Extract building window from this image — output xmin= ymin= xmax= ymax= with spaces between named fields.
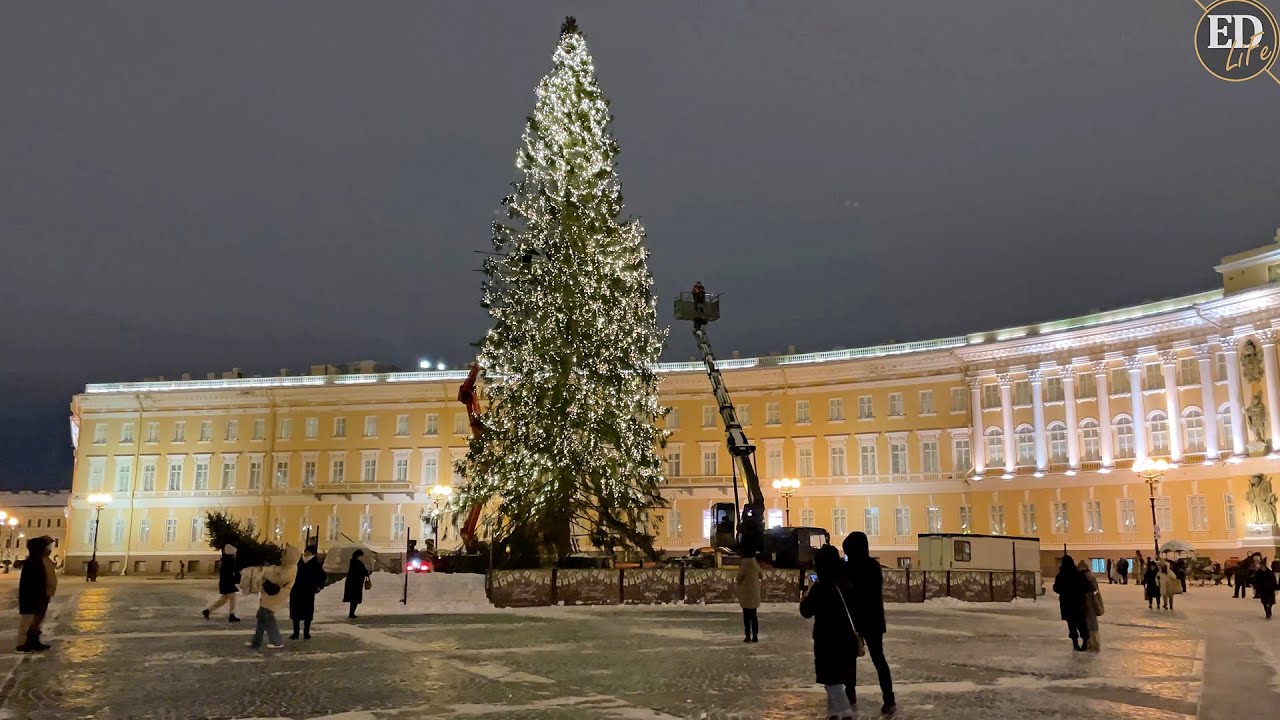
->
xmin=303 ymin=460 xmax=317 ymax=488
xmin=394 ymin=456 xmax=409 ymax=483
xmin=888 ymin=393 xmax=904 ymax=417
xmin=173 ymin=421 xmax=186 ymax=443
xmin=272 ymin=517 xmax=283 ymax=542
xmin=1144 ymin=363 xmax=1164 ymax=390
xmin=395 ymin=414 xmax=409 ymax=437
xmin=951 ymin=387 xmax=968 ymax=413
xmin=889 ymin=441 xmax=907 ymax=475
xmin=84 ymin=518 xmax=98 ymax=544
xmin=701 ymin=510 xmax=712 ymax=540
xmin=139 ymin=519 xmax=150 ymax=543
xmin=665 ymin=451 xmax=682 ymax=477
xmin=93 ymin=423 xmax=109 ymax=445
xmin=115 ymin=459 xmax=132 ymax=492
xmin=1080 ymin=420 xmax=1101 ymax=462
xmin=1155 ymin=497 xmax=1173 ymax=534
xmin=145 ymin=422 xmax=159 ymax=443
xmin=194 ymin=459 xmax=209 ymax=490
xmin=1180 ymin=357 xmax=1200 ymax=385
xmin=111 ymin=518 xmax=125 ymax=545
xmin=796 ymin=447 xmax=813 ymax=477
xmin=702 ymin=406 xmax=716 ymax=428
xmin=141 ymin=460 xmax=157 ymax=492
xmin=120 ymin=423 xmax=135 ymax=444
xmin=1085 ymin=500 xmax=1103 ymax=533
xmin=1114 ymin=417 xmax=1135 ymax=459
xmin=364 ymin=416 xmax=378 ymax=438
xmin=360 ymin=513 xmax=373 ymax=541
xmin=453 ymin=413 xmax=468 ymax=435
xmin=1013 ymin=381 xmax=1031 ymax=407
xmin=225 ymin=420 xmax=239 ymax=441
xmin=275 ymin=459 xmax=289 ymax=489
xmin=1218 ymin=404 xmax=1233 ymax=449
xmin=252 ymin=419 xmax=265 ymax=441
xmin=199 ymin=421 xmax=213 ymax=442
xmin=738 ymin=405 xmax=751 ymax=426
xmin=392 ymin=514 xmax=406 ymax=541
xmin=919 ymin=390 xmax=934 ymax=415
xmin=983 ymin=384 xmax=1000 ymax=409
xmin=927 ymin=506 xmax=942 ymax=533
xmin=667 ymin=510 xmax=681 ymax=539
xmin=424 ymin=414 xmax=438 ymax=436
xmin=1077 ymin=373 xmax=1096 ymax=398
xmin=248 ymin=459 xmax=263 ymax=489
xmin=800 ymin=508 xmax=815 ymax=527
xmin=859 ymin=444 xmax=877 ymax=476
xmin=1189 ymin=495 xmax=1209 ymax=531
xmin=167 ymin=459 xmax=183 ymax=491
xmin=894 ymin=507 xmax=910 ymax=537
xmin=767 ymin=509 xmax=784 ymax=529
xmin=420 ymin=455 xmax=435 ymax=484
xmin=87 ymin=458 xmax=106 ymax=491
xmin=1020 ymin=503 xmax=1037 ymax=534
xmin=1048 ymin=422 xmax=1068 ymax=464
xmin=986 ymin=428 xmax=1005 ymax=466
xmin=1045 ymin=377 xmax=1064 ymax=403
xmin=1053 ymin=502 xmax=1069 ymax=534
xmin=165 ymin=518 xmax=177 ymax=543
xmin=1183 ymin=409 xmax=1206 ymax=452
xmin=1225 ymin=494 xmax=1237 ymax=531
xmin=327 ymin=516 xmax=339 ymax=542
xmin=278 ymin=418 xmax=291 ymax=440
xmin=1111 ymin=367 xmax=1130 ymax=394
xmin=954 ymin=540 xmax=972 ymax=563
xmin=1149 ymin=412 xmax=1170 ymax=455
xmin=858 ymin=396 xmax=873 ymax=419
xmin=990 ymin=505 xmax=1006 ymax=535
xmin=701 ymin=448 xmax=718 ymax=475
xmin=362 ymin=456 xmax=377 ymax=483
xmin=832 ymin=508 xmax=848 ymax=536
xmin=829 ymin=446 xmax=846 ymax=477
xmin=1119 ymin=498 xmax=1136 ymax=533
xmin=305 ymin=417 xmax=319 ymax=439
xmin=959 ymin=505 xmax=972 ymax=533
xmin=765 ymin=402 xmax=780 ymax=425
xmin=919 ymin=438 xmax=939 ymax=473
xmin=1016 ymin=426 xmax=1035 ymax=465
xmin=951 ymin=437 xmax=969 ymax=473
xmin=191 ymin=516 xmax=205 ymax=543
xmin=221 ymin=460 xmax=236 ymax=490
xmin=666 ymin=408 xmax=679 ymax=429
xmin=864 ymin=507 xmax=880 ymax=537
xmin=1215 ymin=352 xmax=1228 ymax=382
xmin=829 ymin=398 xmax=845 ymax=421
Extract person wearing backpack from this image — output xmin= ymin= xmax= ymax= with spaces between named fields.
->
xmin=245 ymin=546 xmax=300 ymax=650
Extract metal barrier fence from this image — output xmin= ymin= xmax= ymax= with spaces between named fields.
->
xmin=487 ymin=567 xmax=1040 ymax=607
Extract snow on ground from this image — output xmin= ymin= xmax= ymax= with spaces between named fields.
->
xmin=315 ymin=571 xmax=497 ymax=617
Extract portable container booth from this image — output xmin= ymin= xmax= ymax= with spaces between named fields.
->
xmin=917 ymin=533 xmax=1041 ymax=590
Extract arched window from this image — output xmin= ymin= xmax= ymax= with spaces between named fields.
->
xmin=1218 ymin=403 xmax=1234 ymax=450
xmin=1113 ymin=415 xmax=1135 ymax=459
xmin=986 ymin=427 xmax=1004 ymax=466
xmin=1182 ymin=407 xmax=1205 ymax=453
xmin=1079 ymin=419 xmax=1101 ymax=462
xmin=1047 ymin=421 xmax=1068 ymax=464
xmin=1148 ymin=411 xmax=1170 ymax=456
xmin=1015 ymin=424 xmax=1036 ymax=465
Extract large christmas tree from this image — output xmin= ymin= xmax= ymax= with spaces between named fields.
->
xmin=456 ymin=17 xmax=667 ymax=564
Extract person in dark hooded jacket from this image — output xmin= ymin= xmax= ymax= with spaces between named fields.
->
xmin=290 ymin=545 xmax=325 ymax=639
xmin=800 ymin=545 xmax=857 ymax=720
xmin=1053 ymin=554 xmax=1090 ymax=651
xmin=16 ymin=536 xmax=55 ymax=652
xmin=841 ymin=531 xmax=895 ymax=714
xmin=342 ymin=550 xmax=371 ymax=619
xmin=1256 ymin=560 xmax=1279 ymax=619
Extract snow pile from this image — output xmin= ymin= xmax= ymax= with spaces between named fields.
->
xmin=315 ymin=571 xmax=495 ymax=617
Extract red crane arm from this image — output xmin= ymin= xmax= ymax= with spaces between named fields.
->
xmin=457 ymin=363 xmax=484 ymax=549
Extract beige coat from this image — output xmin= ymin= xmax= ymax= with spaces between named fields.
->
xmin=243 ymin=546 xmax=301 ymax=614
xmin=1157 ymin=563 xmax=1182 ymax=597
xmin=736 ymin=558 xmax=764 ymax=609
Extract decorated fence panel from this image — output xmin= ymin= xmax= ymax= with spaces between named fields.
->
xmin=622 ymin=568 xmax=682 ymax=604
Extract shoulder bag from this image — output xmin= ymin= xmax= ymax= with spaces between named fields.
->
xmin=833 ymin=585 xmax=867 ymax=657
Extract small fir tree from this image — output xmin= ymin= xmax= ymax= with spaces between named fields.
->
xmin=456 ymin=17 xmax=667 ymax=564
xmin=204 ymin=510 xmax=282 ymax=567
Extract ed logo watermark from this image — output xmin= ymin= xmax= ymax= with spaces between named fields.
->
xmin=1195 ymin=0 xmax=1279 ymax=82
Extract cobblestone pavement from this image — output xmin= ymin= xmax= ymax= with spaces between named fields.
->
xmin=0 ymin=577 xmax=1276 ymax=719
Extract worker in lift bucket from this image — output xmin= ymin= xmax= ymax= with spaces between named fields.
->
xmin=691 ymin=282 xmax=705 ymax=305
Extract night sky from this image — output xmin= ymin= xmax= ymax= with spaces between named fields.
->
xmin=2 ymin=2 xmax=1278 ymax=490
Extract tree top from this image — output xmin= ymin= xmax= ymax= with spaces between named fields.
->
xmin=560 ymin=16 xmax=579 ymax=37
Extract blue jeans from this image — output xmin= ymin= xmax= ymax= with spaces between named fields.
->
xmin=251 ymin=607 xmax=282 ymax=648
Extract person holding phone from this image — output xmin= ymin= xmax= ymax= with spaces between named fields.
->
xmin=800 ymin=545 xmax=858 ymax=720
xmin=736 ymin=552 xmax=764 ymax=642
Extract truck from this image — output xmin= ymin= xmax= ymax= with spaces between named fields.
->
xmin=917 ymin=533 xmax=1041 ymax=589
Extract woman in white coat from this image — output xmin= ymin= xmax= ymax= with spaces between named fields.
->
xmin=1157 ymin=560 xmax=1182 ymax=610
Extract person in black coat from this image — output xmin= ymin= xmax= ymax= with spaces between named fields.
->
xmin=799 ymin=545 xmax=857 ymax=720
xmin=202 ymin=545 xmax=241 ymax=622
xmin=1256 ymin=560 xmax=1279 ymax=619
xmin=16 ymin=537 xmax=55 ymax=652
xmin=842 ymin=531 xmax=895 ymax=714
xmin=1053 ymin=554 xmax=1090 ymax=651
xmin=342 ymin=550 xmax=371 ymax=619
xmin=1116 ymin=557 xmax=1130 ymax=585
xmin=290 ymin=546 xmax=325 ymax=639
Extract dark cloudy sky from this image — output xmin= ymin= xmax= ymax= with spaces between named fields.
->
xmin=2 ymin=2 xmax=1278 ymax=489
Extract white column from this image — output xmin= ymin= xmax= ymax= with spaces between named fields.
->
xmin=1062 ymin=366 xmax=1080 ymax=470
xmin=1224 ymin=341 xmax=1247 ymax=456
xmin=1258 ymin=328 xmax=1280 ymax=452
xmin=1126 ymin=356 xmax=1148 ymax=462
xmin=1029 ymin=369 xmax=1047 ymax=472
xmin=968 ymin=377 xmax=985 ymax=474
xmin=1195 ymin=344 xmax=1220 ymax=459
xmin=1160 ymin=350 xmax=1183 ymax=461
xmin=1094 ymin=361 xmax=1115 ymax=468
xmin=999 ymin=373 xmax=1016 ymax=474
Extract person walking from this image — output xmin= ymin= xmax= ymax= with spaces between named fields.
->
xmin=1077 ymin=561 xmax=1102 ymax=651
xmin=1142 ymin=560 xmax=1161 ymax=609
xmin=176 ymin=560 xmax=186 ymax=580
xmin=16 ymin=537 xmax=56 ymax=653
xmin=799 ymin=545 xmax=858 ymax=720
xmin=1172 ymin=558 xmax=1188 ymax=593
xmin=202 ymin=545 xmax=242 ymax=623
xmin=1234 ymin=558 xmax=1253 ymax=598
xmin=244 ymin=546 xmax=300 ymax=650
xmin=289 ymin=545 xmax=325 ymax=640
xmin=1053 ymin=555 xmax=1090 ymax=651
xmin=1158 ymin=560 xmax=1181 ymax=610
xmin=735 ymin=552 xmax=763 ymax=643
xmin=841 ymin=531 xmax=895 ymax=714
xmin=1256 ymin=560 xmax=1279 ymax=619
xmin=343 ymin=550 xmax=371 ymax=619
xmin=1117 ymin=557 xmax=1130 ymax=585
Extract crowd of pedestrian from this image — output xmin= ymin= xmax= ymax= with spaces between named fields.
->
xmin=199 ymin=543 xmax=340 ymax=649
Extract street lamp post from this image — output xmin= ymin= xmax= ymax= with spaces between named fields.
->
xmin=86 ymin=493 xmax=112 ymax=582
xmin=428 ymin=485 xmax=453 ymax=553
xmin=771 ymin=478 xmax=801 ymax=526
xmin=1133 ymin=459 xmax=1169 ymax=559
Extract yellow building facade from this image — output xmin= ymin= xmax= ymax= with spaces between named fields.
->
xmin=67 ymin=239 xmax=1280 ymax=575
